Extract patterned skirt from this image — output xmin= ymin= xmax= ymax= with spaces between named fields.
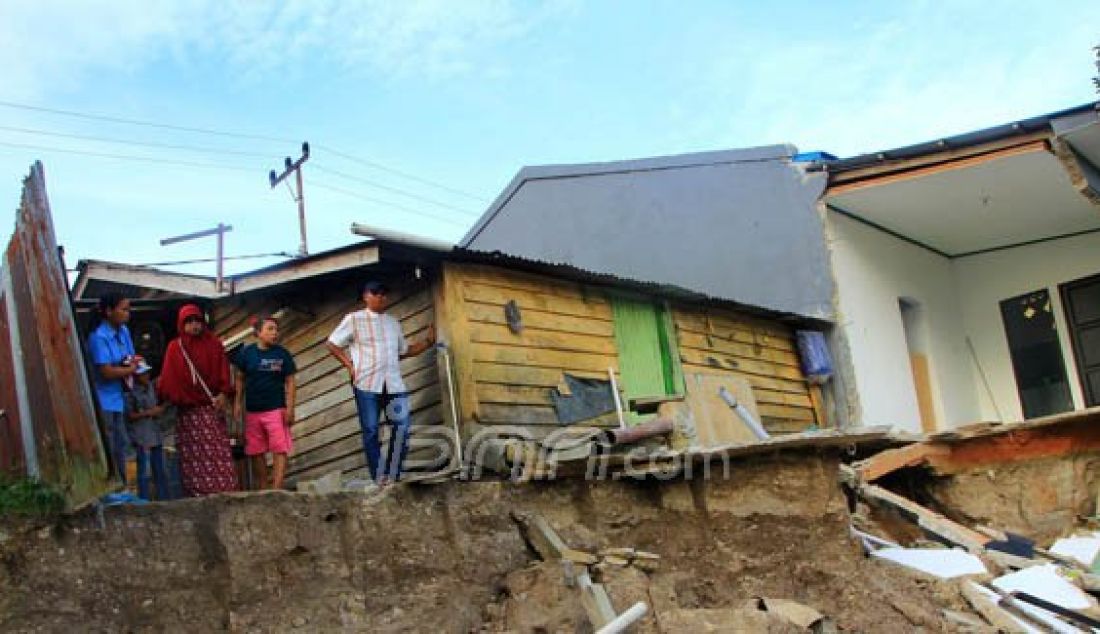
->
xmin=177 ymin=405 xmax=239 ymax=496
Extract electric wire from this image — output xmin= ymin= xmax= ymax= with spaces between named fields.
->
xmin=0 ymin=99 xmax=488 ymax=202
xmin=0 ymin=140 xmax=257 ymax=171
xmin=312 ymin=163 xmax=480 ymax=216
xmin=134 ymin=252 xmax=296 ymax=267
xmin=0 ymin=139 xmax=476 ymax=226
xmin=0 ymin=124 xmax=272 ymax=158
xmin=314 ymin=143 xmax=489 ymax=202
xmin=310 ymin=181 xmax=469 ymax=226
xmin=0 ymin=99 xmax=293 ymax=144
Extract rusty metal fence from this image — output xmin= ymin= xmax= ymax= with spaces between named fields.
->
xmin=0 ymin=162 xmax=110 ymax=508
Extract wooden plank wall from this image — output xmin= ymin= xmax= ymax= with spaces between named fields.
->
xmin=447 ymin=263 xmax=621 ymax=438
xmin=211 ymin=279 xmax=446 ymax=482
xmin=445 ymin=262 xmax=822 ymax=437
xmin=672 ymin=306 xmax=819 ymax=432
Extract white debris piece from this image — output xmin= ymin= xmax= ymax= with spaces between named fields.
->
xmin=871 ymin=547 xmax=987 ymax=579
xmin=1049 ymin=535 xmax=1100 ymax=569
xmin=992 ymin=563 xmax=1096 ymax=611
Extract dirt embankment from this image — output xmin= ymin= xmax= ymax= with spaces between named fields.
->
xmin=923 ymin=454 xmax=1100 ymax=544
xmin=1 ymin=452 xmax=969 ymax=632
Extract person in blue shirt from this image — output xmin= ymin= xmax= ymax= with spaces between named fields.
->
xmin=87 ymin=293 xmax=143 ymax=485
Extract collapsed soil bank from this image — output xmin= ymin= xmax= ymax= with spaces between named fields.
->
xmin=921 ymin=453 xmax=1100 ymax=545
xmin=1 ymin=452 xmax=967 ymax=632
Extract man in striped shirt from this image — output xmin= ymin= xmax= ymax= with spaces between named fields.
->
xmin=326 ymin=280 xmax=436 ymax=485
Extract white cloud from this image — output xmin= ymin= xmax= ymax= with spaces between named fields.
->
xmin=657 ymin=2 xmax=1100 ymax=158
xmin=0 ymin=0 xmax=575 ymax=100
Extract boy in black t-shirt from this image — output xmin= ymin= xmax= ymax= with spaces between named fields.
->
xmin=233 ymin=315 xmax=297 ymax=490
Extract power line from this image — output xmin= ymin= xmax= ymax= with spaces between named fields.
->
xmin=311 ymin=181 xmax=469 ymax=226
xmin=0 ymin=99 xmax=490 ymax=203
xmin=135 ymin=252 xmax=296 ymax=267
xmin=0 ymin=99 xmax=293 ymax=144
xmin=0 ymin=124 xmax=485 ymax=216
xmin=315 ymin=144 xmax=490 ymax=203
xmin=0 ymin=124 xmax=272 ymax=158
xmin=312 ymin=163 xmax=480 ymax=216
xmin=0 ymin=140 xmax=257 ymax=171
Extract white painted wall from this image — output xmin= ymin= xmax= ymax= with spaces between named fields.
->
xmin=952 ymin=231 xmax=1100 ymax=421
xmin=828 ymin=212 xmax=981 ymax=432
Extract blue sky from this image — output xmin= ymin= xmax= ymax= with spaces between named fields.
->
xmin=0 ymin=1 xmax=1097 ymax=276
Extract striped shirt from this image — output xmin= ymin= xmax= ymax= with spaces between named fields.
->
xmin=328 ymin=309 xmax=409 ymax=393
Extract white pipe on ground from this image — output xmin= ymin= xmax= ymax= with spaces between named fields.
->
xmin=595 ymin=602 xmax=648 ymax=634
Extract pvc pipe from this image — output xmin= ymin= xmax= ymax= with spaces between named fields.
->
xmin=438 ymin=343 xmax=464 ymax=466
xmin=608 ymin=367 xmax=626 ymax=429
xmin=596 ymin=602 xmax=648 ymax=634
xmin=350 ymin=222 xmax=454 ymax=252
xmin=718 ymin=386 xmax=770 ymax=440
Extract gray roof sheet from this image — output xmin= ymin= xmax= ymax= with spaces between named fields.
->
xmin=460 ymin=145 xmax=834 ymax=320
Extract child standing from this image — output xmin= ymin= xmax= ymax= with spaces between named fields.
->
xmin=125 ymin=363 xmax=171 ymax=500
xmin=233 ymin=315 xmax=297 ymax=490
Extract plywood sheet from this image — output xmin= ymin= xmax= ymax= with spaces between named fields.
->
xmin=681 ymin=371 xmax=761 ymax=447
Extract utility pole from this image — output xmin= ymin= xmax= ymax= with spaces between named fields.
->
xmin=160 ymin=224 xmax=234 ymax=293
xmin=269 ymin=142 xmax=310 ymax=257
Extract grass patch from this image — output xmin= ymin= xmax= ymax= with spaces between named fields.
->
xmin=0 ymin=476 xmax=65 ymax=518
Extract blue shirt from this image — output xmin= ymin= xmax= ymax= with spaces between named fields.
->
xmin=88 ymin=321 xmax=135 ymax=413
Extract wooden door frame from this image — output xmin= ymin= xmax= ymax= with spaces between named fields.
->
xmin=1059 ymin=272 xmax=1100 ymax=407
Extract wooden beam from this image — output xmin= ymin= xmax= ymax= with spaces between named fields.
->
xmin=859 ymin=483 xmax=990 ymax=552
xmin=232 ymin=244 xmax=379 ymax=294
xmin=829 ymin=139 xmax=1051 ymax=196
xmin=441 ymin=263 xmax=479 ymax=427
xmin=852 ymin=442 xmax=951 ymax=482
xmin=512 ymin=511 xmax=570 ymax=561
xmin=959 ymin=582 xmax=1028 ymax=634
xmin=77 ymin=260 xmax=218 ymax=298
xmin=827 ymin=133 xmax=1050 ymax=191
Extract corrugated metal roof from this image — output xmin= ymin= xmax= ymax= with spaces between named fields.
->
xmin=459 ymin=144 xmax=834 ymax=320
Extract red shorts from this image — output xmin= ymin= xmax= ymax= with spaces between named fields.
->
xmin=244 ymin=409 xmax=293 ymax=456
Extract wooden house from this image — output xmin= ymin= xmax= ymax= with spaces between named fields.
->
xmin=73 ymin=145 xmax=837 ymax=482
xmin=74 ymin=239 xmax=828 ymax=482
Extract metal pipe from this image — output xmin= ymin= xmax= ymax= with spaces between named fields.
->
xmin=350 ymin=222 xmax=454 ymax=252
xmin=608 ymin=367 xmax=626 ymax=429
xmin=602 ymin=417 xmax=674 ymax=446
xmin=216 ymin=223 xmax=224 ymax=293
xmin=596 ymin=602 xmax=649 ymax=634
xmin=718 ymin=386 xmax=770 ymax=440
xmin=438 ymin=343 xmax=464 ymax=468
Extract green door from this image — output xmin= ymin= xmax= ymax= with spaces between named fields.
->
xmin=611 ymin=297 xmax=680 ymax=424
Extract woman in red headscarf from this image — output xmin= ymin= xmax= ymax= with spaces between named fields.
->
xmin=158 ymin=304 xmax=239 ymax=495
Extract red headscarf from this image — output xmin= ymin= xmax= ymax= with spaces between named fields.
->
xmin=158 ymin=304 xmax=233 ymax=407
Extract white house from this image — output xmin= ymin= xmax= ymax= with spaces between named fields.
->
xmin=821 ymin=102 xmax=1100 ymax=433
